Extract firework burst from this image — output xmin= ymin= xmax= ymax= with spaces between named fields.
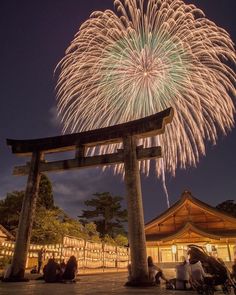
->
xmin=56 ymin=0 xmax=235 ymax=192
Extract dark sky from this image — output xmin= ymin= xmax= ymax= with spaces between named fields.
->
xmin=0 ymin=0 xmax=235 ymax=222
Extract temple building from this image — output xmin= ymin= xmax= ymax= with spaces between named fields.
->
xmin=145 ymin=191 xmax=236 ymax=264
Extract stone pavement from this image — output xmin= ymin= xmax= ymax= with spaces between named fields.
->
xmin=0 ymin=273 xmax=229 ymax=295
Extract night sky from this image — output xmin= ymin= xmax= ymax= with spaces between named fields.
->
xmin=0 ymin=0 xmax=235 ymax=222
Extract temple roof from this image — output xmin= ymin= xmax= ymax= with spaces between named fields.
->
xmin=145 ymin=191 xmax=236 ymax=242
xmin=146 ymin=222 xmax=236 ymax=242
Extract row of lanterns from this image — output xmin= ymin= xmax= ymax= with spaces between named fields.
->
xmin=0 ymin=236 xmax=129 ymax=266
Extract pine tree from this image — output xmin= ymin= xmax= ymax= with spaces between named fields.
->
xmin=216 ymin=200 xmax=236 ymax=217
xmin=79 ymin=192 xmax=127 ymax=238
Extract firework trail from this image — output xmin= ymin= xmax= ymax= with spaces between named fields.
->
xmin=56 ymin=0 xmax=236 ymax=207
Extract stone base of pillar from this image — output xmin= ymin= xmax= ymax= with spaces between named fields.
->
xmin=125 ymin=280 xmax=156 ymax=287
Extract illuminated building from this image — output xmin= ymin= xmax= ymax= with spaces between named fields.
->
xmin=145 ymin=191 xmax=236 ymax=264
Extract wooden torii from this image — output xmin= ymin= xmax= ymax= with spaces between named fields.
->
xmin=6 ymin=107 xmax=173 ymax=284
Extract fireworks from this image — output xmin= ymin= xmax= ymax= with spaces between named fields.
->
xmin=56 ymin=0 xmax=235 ymax=181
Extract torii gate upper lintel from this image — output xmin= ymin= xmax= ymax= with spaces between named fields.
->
xmin=6 ymin=107 xmax=173 ymax=285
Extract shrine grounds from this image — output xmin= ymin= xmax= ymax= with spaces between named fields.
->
xmin=0 ymin=272 xmax=229 ymax=295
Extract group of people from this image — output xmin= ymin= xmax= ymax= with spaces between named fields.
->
xmin=33 ymin=248 xmax=78 ymax=283
xmin=129 ymin=255 xmax=236 ymax=291
xmin=37 ymin=255 xmax=78 ymax=283
xmin=156 ymin=255 xmax=236 ymax=290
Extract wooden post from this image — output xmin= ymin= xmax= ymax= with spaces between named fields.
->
xmin=227 ymin=240 xmax=232 ymax=262
xmin=115 ymin=245 xmax=118 ymax=272
xmin=123 ymin=135 xmax=149 ymax=285
xmin=157 ymin=244 xmax=161 ymax=263
xmin=176 ymin=245 xmax=179 ymax=262
xmin=75 ymin=144 xmax=85 ymax=159
xmin=9 ymin=151 xmax=42 ymax=281
xmin=84 ymin=240 xmax=87 ymax=273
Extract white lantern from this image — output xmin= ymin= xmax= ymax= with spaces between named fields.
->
xmin=206 ymin=244 xmax=212 ymax=253
xmin=171 ymin=244 xmax=177 ymax=254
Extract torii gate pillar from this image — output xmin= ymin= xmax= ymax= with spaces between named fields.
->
xmin=123 ymin=135 xmax=149 ymax=284
xmin=9 ymin=152 xmax=42 ymax=280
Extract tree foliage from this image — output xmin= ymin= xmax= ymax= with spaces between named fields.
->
xmin=31 ymin=207 xmax=66 ymax=244
xmin=31 ymin=207 xmax=90 ymax=244
xmin=216 ymin=200 xmax=236 ymax=217
xmin=0 ymin=174 xmax=54 ymax=234
xmin=0 ymin=191 xmax=24 ymax=235
xmin=79 ymin=192 xmax=128 ymax=238
xmin=114 ymin=234 xmax=128 ymax=247
xmin=84 ymin=222 xmax=100 ymax=242
xmin=37 ymin=174 xmax=54 ymax=209
xmin=0 ymin=181 xmax=126 ymax=245
xmin=0 ymin=175 xmax=103 ymax=244
xmin=103 ymin=234 xmax=116 ymax=246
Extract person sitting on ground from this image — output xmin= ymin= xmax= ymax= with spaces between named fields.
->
xmin=30 ymin=265 xmax=38 ymax=274
xmin=147 ymin=256 xmax=170 ymax=285
xmin=189 ymin=257 xmax=212 ymax=288
xmin=60 ymin=259 xmax=66 ymax=274
xmin=231 ymin=258 xmax=236 ymax=280
xmin=62 ymin=255 xmax=78 ymax=282
xmin=175 ymin=256 xmax=191 ymax=290
xmin=127 ymin=263 xmax=132 ymax=282
xmin=43 ymin=258 xmax=62 ymax=283
xmin=2 ymin=259 xmax=12 ymax=281
xmin=211 ymin=251 xmax=232 ymax=284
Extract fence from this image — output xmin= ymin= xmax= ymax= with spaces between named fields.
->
xmin=0 ymin=236 xmax=130 ymax=271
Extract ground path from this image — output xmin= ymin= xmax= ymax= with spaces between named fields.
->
xmin=0 ymin=272 xmax=229 ymax=295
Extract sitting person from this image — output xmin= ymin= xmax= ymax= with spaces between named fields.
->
xmin=3 ymin=260 xmax=12 ymax=281
xmin=189 ymin=258 xmax=212 ymax=288
xmin=30 ymin=265 xmax=38 ymax=274
xmin=147 ymin=256 xmax=170 ymax=285
xmin=232 ymin=258 xmax=236 ymax=280
xmin=127 ymin=263 xmax=132 ymax=282
xmin=212 ymin=252 xmax=232 ymax=284
xmin=62 ymin=255 xmax=78 ymax=282
xmin=175 ymin=256 xmax=191 ymax=290
xmin=43 ymin=258 xmax=62 ymax=283
xmin=60 ymin=259 xmax=66 ymax=274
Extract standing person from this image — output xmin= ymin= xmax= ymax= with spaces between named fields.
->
xmin=62 ymin=256 xmax=78 ymax=282
xmin=147 ymin=256 xmax=170 ymax=285
xmin=37 ymin=247 xmax=45 ymax=274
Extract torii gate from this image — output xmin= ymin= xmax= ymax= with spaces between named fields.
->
xmin=6 ymin=107 xmax=173 ymax=284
